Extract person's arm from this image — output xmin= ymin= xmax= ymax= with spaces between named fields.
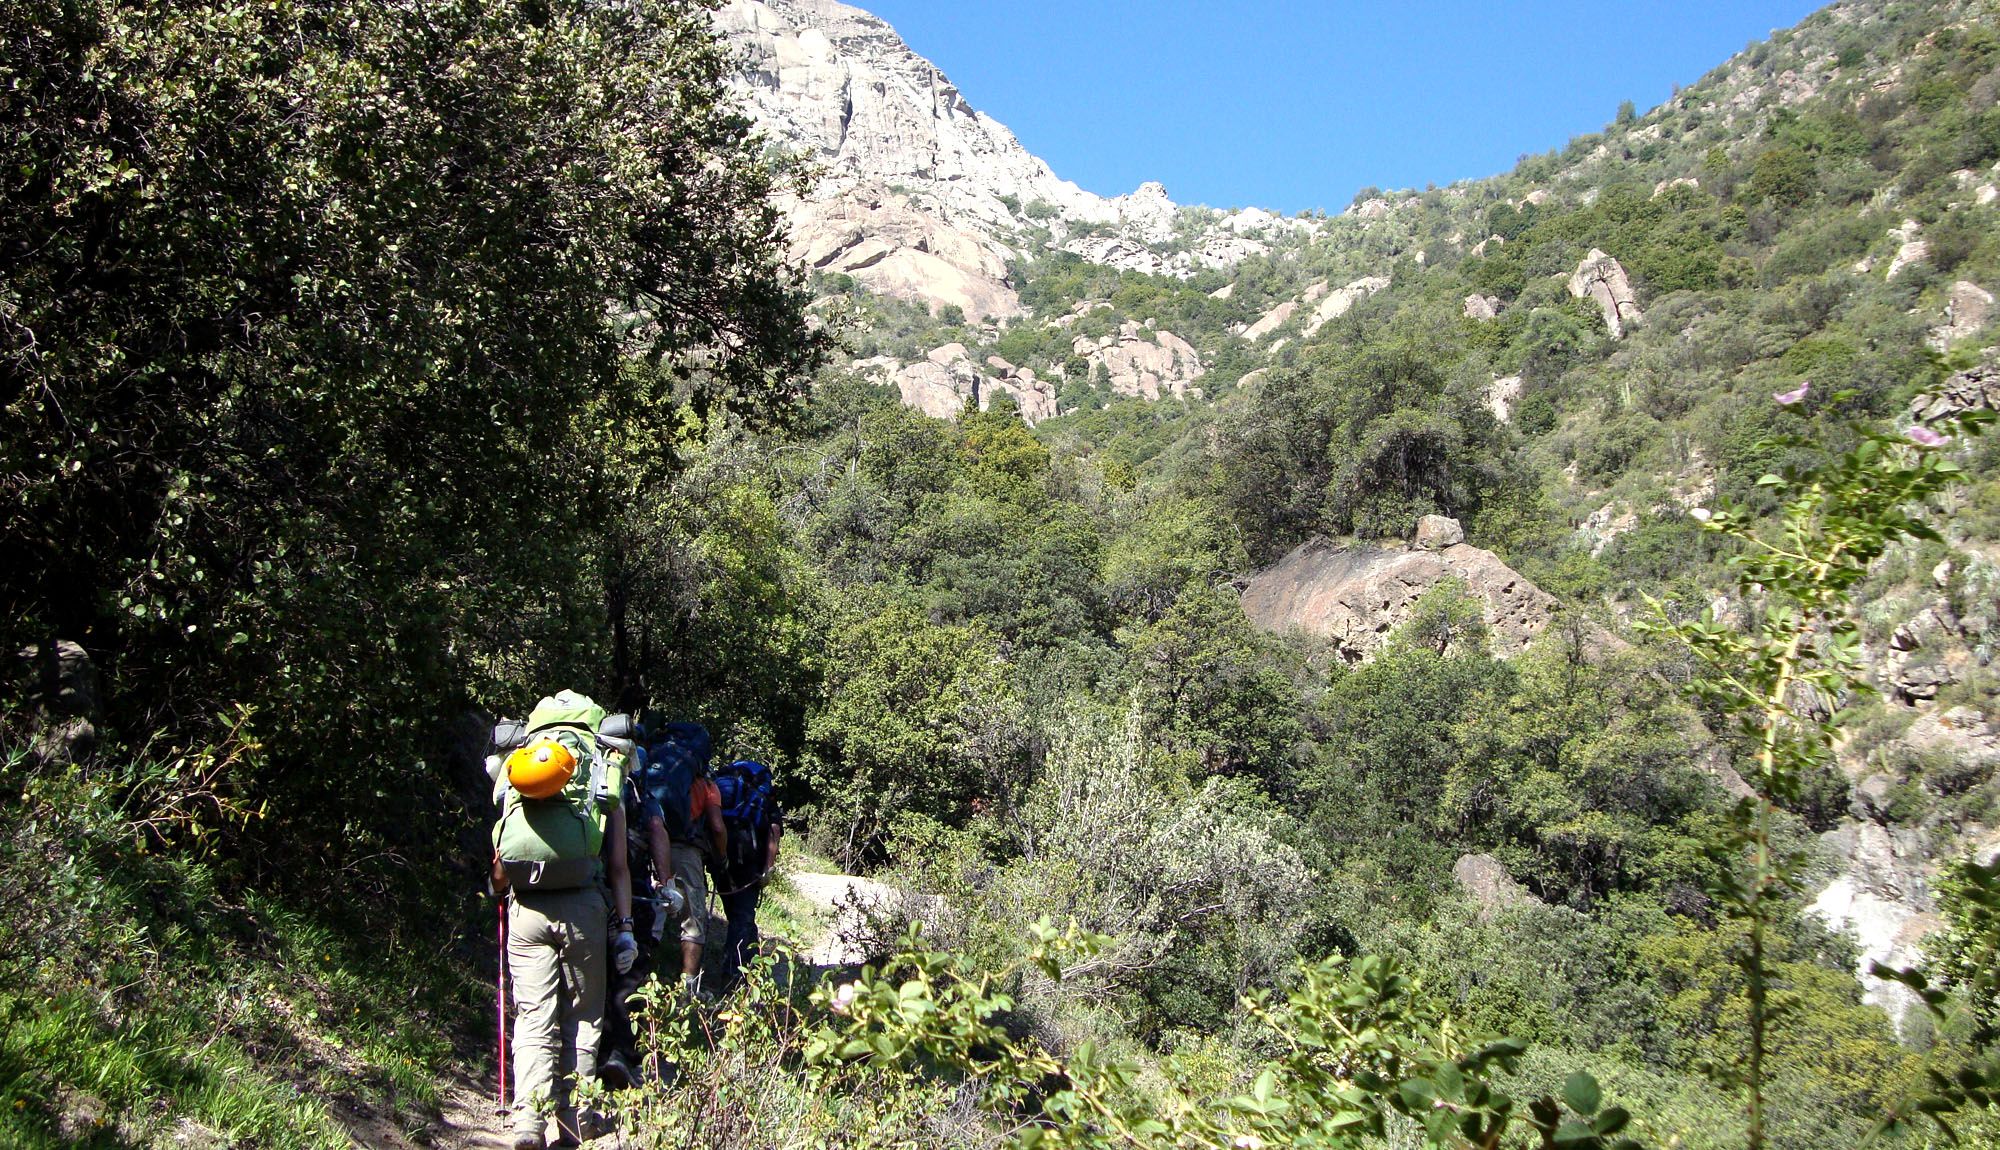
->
xmin=704 ymin=781 xmax=728 ymax=857
xmin=763 ymin=820 xmax=782 ymax=875
xmin=648 ymin=814 xmax=671 ymax=891
xmin=606 ymin=804 xmax=633 ymax=925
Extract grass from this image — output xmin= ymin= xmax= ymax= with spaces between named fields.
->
xmin=0 ymin=748 xmax=479 ymax=1148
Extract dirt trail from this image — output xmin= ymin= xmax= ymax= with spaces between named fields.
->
xmin=332 ymin=1075 xmax=517 ymax=1150
xmin=341 ymin=874 xmax=884 ymax=1149
xmin=787 ymin=871 xmax=911 ymax=965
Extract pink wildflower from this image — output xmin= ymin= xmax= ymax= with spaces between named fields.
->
xmin=1907 ymin=426 xmax=1951 ymax=447
xmin=830 ymin=982 xmax=859 ymax=1016
xmin=1774 ymin=382 xmax=1810 ymax=405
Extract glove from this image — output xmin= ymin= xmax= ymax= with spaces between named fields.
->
xmin=649 ymin=889 xmax=670 ymax=944
xmin=612 ymin=930 xmax=638 ymax=975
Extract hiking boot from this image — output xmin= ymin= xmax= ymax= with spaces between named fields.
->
xmin=578 ymin=1107 xmax=616 ymax=1141
xmin=511 ymin=1125 xmax=546 ymax=1150
xmin=597 ymin=1050 xmax=634 ymax=1091
xmin=680 ymin=972 xmax=714 ymax=1006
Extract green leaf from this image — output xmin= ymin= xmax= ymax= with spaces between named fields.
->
xmin=1398 ymin=1077 xmax=1438 ymax=1112
xmin=1553 ymin=1119 xmax=1598 ymax=1144
xmin=1593 ymin=1106 xmax=1630 ymax=1135
xmin=1562 ymin=1071 xmax=1601 ymax=1116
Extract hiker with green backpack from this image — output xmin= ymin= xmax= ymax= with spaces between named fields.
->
xmin=489 ymin=690 xmax=639 ymax=1150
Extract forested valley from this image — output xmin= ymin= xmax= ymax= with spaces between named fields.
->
xmin=6 ymin=2 xmax=2000 ymax=1148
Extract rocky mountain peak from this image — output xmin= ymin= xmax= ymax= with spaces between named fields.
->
xmin=716 ymin=0 xmax=1298 ymax=320
xmin=718 ymin=0 xmax=1118 ymax=237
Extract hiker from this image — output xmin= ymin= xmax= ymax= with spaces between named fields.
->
xmin=490 ymin=691 xmax=639 ymax=1150
xmin=639 ymin=721 xmax=727 ymax=1000
xmin=597 ymin=750 xmax=673 ymax=1089
xmin=713 ymin=758 xmax=782 ymax=988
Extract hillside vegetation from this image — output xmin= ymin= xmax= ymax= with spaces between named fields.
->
xmin=5 ymin=1 xmax=2000 ymax=1149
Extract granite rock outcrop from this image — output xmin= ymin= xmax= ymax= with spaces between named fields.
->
xmin=1240 ymin=533 xmax=1559 ymax=663
xmin=1073 ymin=321 xmax=1206 ymax=401
xmin=1568 ymin=249 xmax=1644 ymax=339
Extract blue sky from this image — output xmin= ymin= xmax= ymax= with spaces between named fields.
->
xmin=857 ymin=0 xmax=1828 ymax=214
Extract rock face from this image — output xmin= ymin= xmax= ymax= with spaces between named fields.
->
xmin=1454 ymin=854 xmax=1543 ymax=920
xmin=718 ymin=0 xmax=1142 ymax=318
xmin=857 ymin=344 xmax=1058 ymax=424
xmin=1463 ymin=294 xmax=1501 ymax=321
xmin=15 ymin=641 xmax=99 ymax=765
xmin=1240 ymin=536 xmax=1559 ymax=662
xmin=1887 ymin=219 xmax=1929 ymax=281
xmin=1302 ymin=276 xmax=1391 ymax=337
xmin=1911 ymin=356 xmax=2000 ymax=423
xmin=1903 ymin=705 xmax=2000 ymax=767
xmin=718 ymin=0 xmax=1295 ymax=313
xmin=1568 ymin=249 xmax=1644 ymax=338
xmin=1414 ymin=514 xmax=1465 ymax=551
xmin=1239 ymin=300 xmax=1299 ymax=341
xmin=1485 ymin=375 xmax=1523 ymax=423
xmin=1073 ymin=321 xmax=1206 ymax=401
xmin=790 ymin=187 xmax=1023 ymax=319
xmin=719 ymin=0 xmax=1112 ymax=233
xmin=1930 ymin=281 xmax=1994 ymax=350
xmin=1810 ymin=821 xmax=1940 ymax=1035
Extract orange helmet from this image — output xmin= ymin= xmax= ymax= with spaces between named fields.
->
xmin=507 ymin=737 xmax=577 ymax=800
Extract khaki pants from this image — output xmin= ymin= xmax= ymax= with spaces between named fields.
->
xmin=508 ymin=884 xmax=608 ymax=1137
xmin=670 ymin=844 xmax=708 ymax=945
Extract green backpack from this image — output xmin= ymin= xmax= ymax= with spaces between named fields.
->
xmin=491 ymin=690 xmax=630 ymax=891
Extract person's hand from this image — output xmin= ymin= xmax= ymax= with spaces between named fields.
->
xmin=649 ymin=891 xmax=669 ymax=943
xmin=613 ymin=930 xmax=638 ymax=975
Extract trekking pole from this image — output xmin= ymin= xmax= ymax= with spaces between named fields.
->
xmin=497 ymin=896 xmax=509 ymax=1110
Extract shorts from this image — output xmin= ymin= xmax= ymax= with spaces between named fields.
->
xmin=670 ymin=843 xmax=708 ymax=946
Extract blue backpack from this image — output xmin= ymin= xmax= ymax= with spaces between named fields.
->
xmin=714 ymin=759 xmax=775 ymax=880
xmin=641 ymin=721 xmax=712 ymax=846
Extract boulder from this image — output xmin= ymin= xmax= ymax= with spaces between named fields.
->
xmin=1454 ymin=854 xmax=1543 ymax=920
xmin=1896 ymin=663 xmax=1957 ymax=701
xmin=1911 ymin=356 xmax=2000 ymax=423
xmin=1463 ymin=294 xmax=1501 ymax=321
xmin=1567 ymin=249 xmax=1644 ymax=339
xmin=1301 ymin=276 xmax=1391 ymax=337
xmin=1853 ymin=773 xmax=1897 ymax=821
xmin=1902 ymin=705 xmax=2000 ymax=765
xmin=1485 ymin=375 xmax=1523 ymax=423
xmin=1930 ymin=281 xmax=1995 ymax=351
xmin=1239 ymin=300 xmax=1298 ymax=341
xmin=15 ymin=640 xmax=99 ymax=765
xmin=1470 ymin=234 xmax=1504 ymax=258
xmin=1414 ymin=515 xmax=1464 ymax=551
xmin=1239 ymin=537 xmax=1559 ymax=662
xmin=1886 ymin=219 xmax=1929 ymax=281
